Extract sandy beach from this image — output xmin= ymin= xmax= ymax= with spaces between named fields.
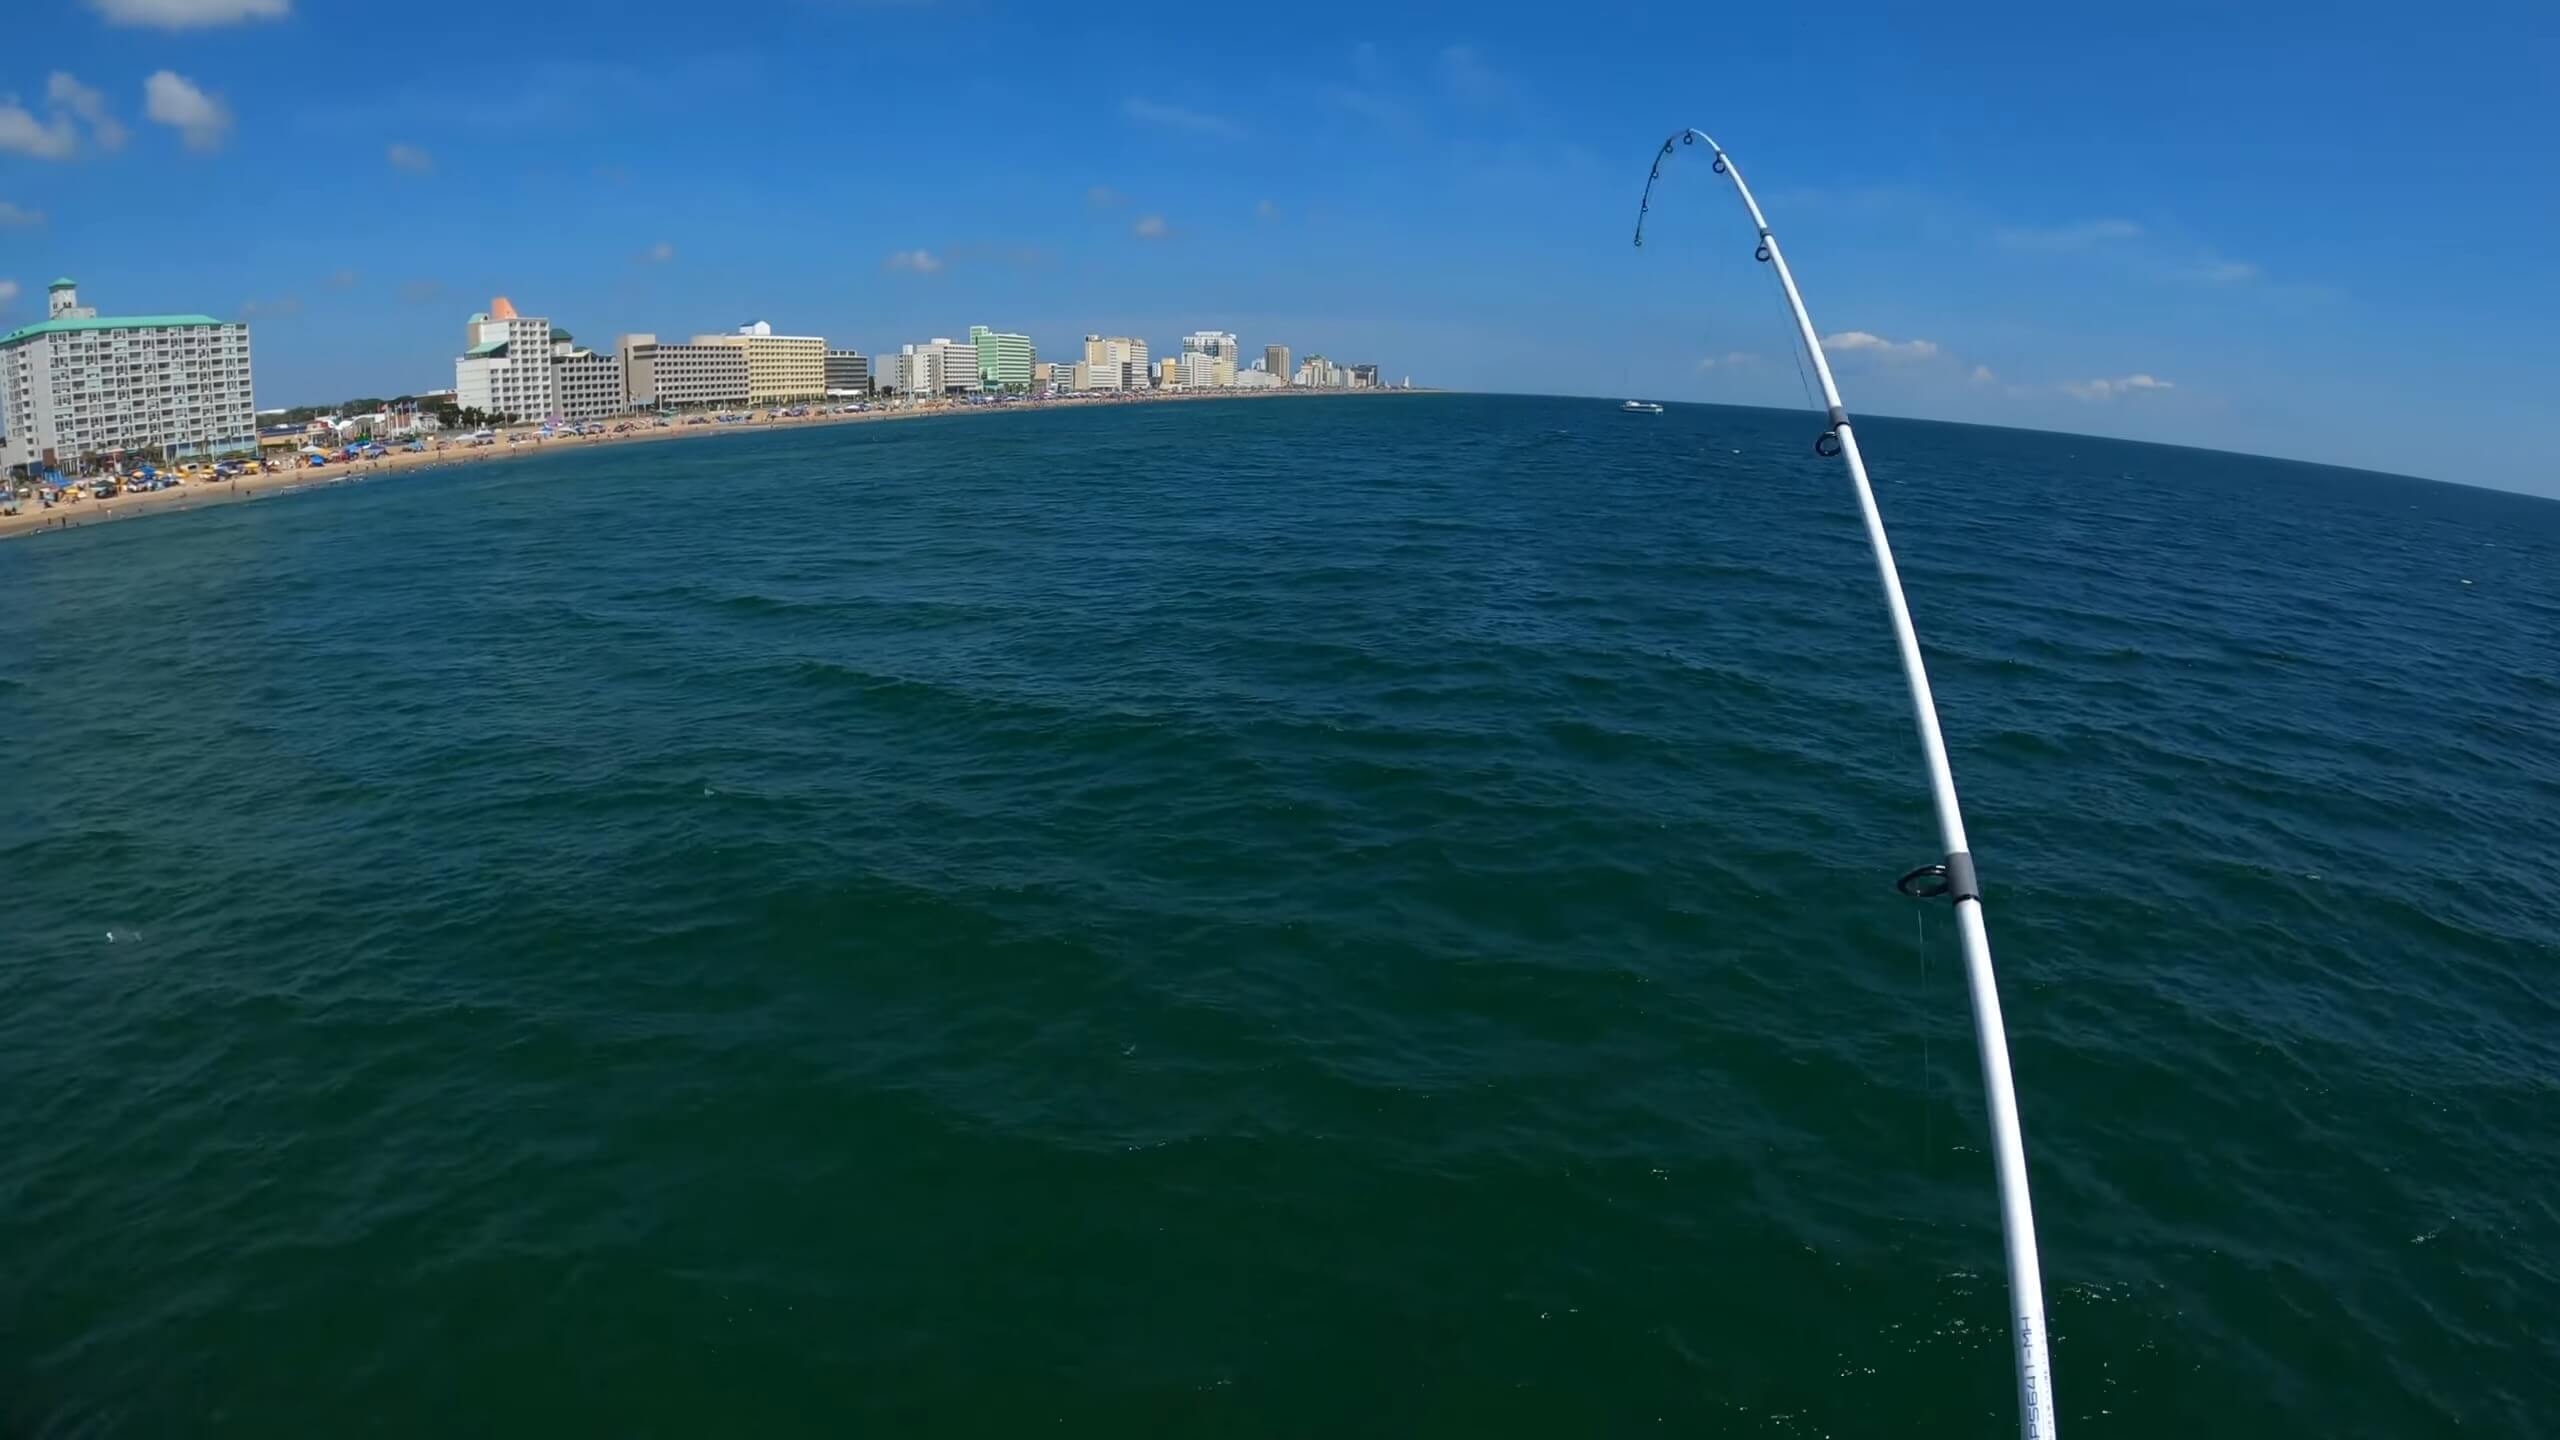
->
xmin=1 ymin=387 xmax=1386 ymax=543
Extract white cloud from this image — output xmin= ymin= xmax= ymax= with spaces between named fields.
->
xmin=882 ymin=248 xmax=943 ymax=273
xmin=0 ymin=201 xmax=43 ymax=227
xmin=0 ymin=100 xmax=79 ymax=159
xmin=1970 ymin=364 xmax=1998 ymax=385
xmin=1995 ymin=216 xmax=2266 ymax=289
xmin=1438 ymin=44 xmax=1506 ymax=104
xmin=1697 ymin=351 xmax=1759 ymax=370
xmin=1323 ymin=86 xmax=1411 ymax=129
xmin=88 ymin=0 xmax=289 ymax=26
xmin=0 ymin=280 xmax=20 ymax=305
xmin=2062 ymin=374 xmax=2175 ymax=400
xmin=1821 ymin=330 xmax=1940 ymax=361
xmin=641 ymin=241 xmax=676 ymax=264
xmin=1994 ymin=218 xmax=2141 ymax=253
xmin=386 ymin=142 xmax=432 ymax=173
xmin=2189 ymin=257 xmax=2260 ymax=284
xmin=1086 ymin=185 xmax=1122 ymax=209
xmin=1121 ymin=97 xmax=1237 ymax=138
xmin=1132 ymin=214 xmax=1168 ymax=239
xmin=143 ymin=71 xmax=233 ymax=152
xmin=48 ymin=73 xmax=126 ymax=151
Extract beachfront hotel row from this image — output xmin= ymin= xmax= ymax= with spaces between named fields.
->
xmin=454 ymin=298 xmax=1398 ymax=424
xmin=0 ymin=282 xmax=1397 ymax=475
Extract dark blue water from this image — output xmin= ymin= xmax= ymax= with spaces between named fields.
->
xmin=3 ymin=395 xmax=2555 ymax=1435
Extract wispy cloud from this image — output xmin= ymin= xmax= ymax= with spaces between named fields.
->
xmin=883 ymin=248 xmax=944 ymax=273
xmin=1994 ymin=218 xmax=2141 ymax=253
xmin=639 ymin=240 xmax=676 ymax=264
xmin=48 ymin=73 xmax=126 ymax=151
xmin=1132 ymin=214 xmax=1168 ymax=239
xmin=1437 ymin=44 xmax=1507 ymax=105
xmin=88 ymin=0 xmax=288 ymax=26
xmin=1256 ymin=198 xmax=1279 ymax=221
xmin=0 ymin=98 xmax=80 ymax=159
xmin=398 ymin=279 xmax=445 ymax=305
xmin=1821 ymin=330 xmax=1940 ymax=361
xmin=1086 ymin=185 xmax=1123 ymax=209
xmin=1322 ymin=85 xmax=1414 ymax=132
xmin=2185 ymin=256 xmax=2260 ymax=284
xmin=2002 ymin=214 xmax=2265 ymax=288
xmin=1697 ymin=351 xmax=1760 ymax=370
xmin=238 ymin=295 xmax=303 ymax=319
xmin=322 ymin=268 xmax=359 ymax=291
xmin=1970 ymin=364 xmax=1999 ymax=385
xmin=2063 ymin=373 xmax=2175 ymax=400
xmin=0 ymin=280 xmax=20 ymax=305
xmin=386 ymin=142 xmax=432 ymax=174
xmin=0 ymin=201 xmax=43 ymax=227
xmin=1121 ymin=97 xmax=1237 ymax=138
xmin=143 ymin=70 xmax=233 ymax=152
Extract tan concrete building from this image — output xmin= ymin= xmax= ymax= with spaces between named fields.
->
xmin=620 ymin=334 xmax=751 ymax=410
xmin=1081 ymin=335 xmax=1149 ymax=391
xmin=696 ymin=320 xmax=826 ymax=404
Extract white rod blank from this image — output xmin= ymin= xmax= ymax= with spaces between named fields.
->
xmin=1636 ymin=128 xmax=2058 ymax=1440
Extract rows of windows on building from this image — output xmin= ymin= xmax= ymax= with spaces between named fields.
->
xmin=2 ymin=279 xmax=258 ymax=473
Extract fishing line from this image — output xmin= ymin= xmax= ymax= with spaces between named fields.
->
xmin=1766 ymin=244 xmax=1821 ymax=417
xmin=1635 ymin=128 xmax=2058 ymax=1440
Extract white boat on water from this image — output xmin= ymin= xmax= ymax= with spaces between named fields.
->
xmin=1620 ymin=399 xmax=1665 ymax=413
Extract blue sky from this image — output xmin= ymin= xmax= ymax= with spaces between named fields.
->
xmin=3 ymin=0 xmax=2554 ymax=493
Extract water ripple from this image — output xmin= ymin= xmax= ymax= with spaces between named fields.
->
xmin=2 ymin=395 xmax=2556 ymax=1436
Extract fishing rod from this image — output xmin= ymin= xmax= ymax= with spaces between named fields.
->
xmin=1635 ymin=128 xmax=2058 ymax=1439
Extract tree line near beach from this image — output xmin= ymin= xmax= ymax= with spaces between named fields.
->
xmin=273 ymin=395 xmax=522 ymax=431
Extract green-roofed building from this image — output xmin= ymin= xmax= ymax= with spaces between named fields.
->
xmin=2 ymin=279 xmax=257 ymax=473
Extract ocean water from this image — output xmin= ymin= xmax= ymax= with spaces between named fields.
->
xmin=2 ymin=394 xmax=2554 ymax=1436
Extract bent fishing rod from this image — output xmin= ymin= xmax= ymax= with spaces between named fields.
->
xmin=1636 ymin=128 xmax=2057 ymax=1439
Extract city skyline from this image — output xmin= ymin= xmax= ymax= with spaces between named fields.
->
xmin=432 ymin=292 xmax=1394 ymax=420
xmin=0 ymin=1 xmax=2552 ymax=492
xmin=428 ymin=286 xmax=1389 ymax=406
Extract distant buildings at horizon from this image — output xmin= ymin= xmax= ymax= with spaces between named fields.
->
xmin=437 ymin=296 xmax=1395 ymax=420
xmin=0 ymin=274 xmax=1411 ymax=472
xmin=1181 ymin=331 xmax=1239 ymax=389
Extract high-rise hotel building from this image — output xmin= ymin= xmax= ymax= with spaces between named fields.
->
xmin=2 ymin=278 xmax=256 ymax=471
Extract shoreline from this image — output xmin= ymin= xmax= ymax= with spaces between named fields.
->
xmin=1 ymin=387 xmax=1409 ymax=543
